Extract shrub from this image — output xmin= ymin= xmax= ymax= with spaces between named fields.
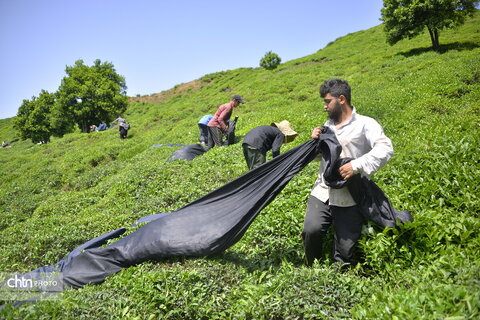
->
xmin=259 ymin=51 xmax=282 ymax=70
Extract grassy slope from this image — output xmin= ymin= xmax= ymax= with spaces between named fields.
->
xmin=0 ymin=118 xmax=19 ymax=145
xmin=1 ymin=13 xmax=479 ymax=319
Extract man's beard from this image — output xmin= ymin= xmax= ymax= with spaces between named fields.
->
xmin=328 ymin=101 xmax=342 ymax=123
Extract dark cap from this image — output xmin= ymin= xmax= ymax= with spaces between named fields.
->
xmin=232 ymin=95 xmax=245 ymax=104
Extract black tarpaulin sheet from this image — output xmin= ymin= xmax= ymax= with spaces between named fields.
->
xmin=225 ymin=117 xmax=238 ymax=145
xmin=150 ymin=143 xmax=184 ymax=148
xmin=0 ymin=228 xmax=126 ymax=308
xmin=341 ymin=166 xmax=413 ymax=228
xmin=319 ymin=128 xmax=413 ymax=228
xmin=59 ymin=138 xmax=324 ymax=288
xmin=166 ymin=144 xmax=208 ymax=162
xmin=1 ymin=127 xmax=412 ymax=309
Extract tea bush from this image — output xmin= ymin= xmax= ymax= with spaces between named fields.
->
xmin=260 ymin=51 xmax=282 ymax=70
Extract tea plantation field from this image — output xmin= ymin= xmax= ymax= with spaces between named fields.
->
xmin=0 ymin=12 xmax=479 ymax=319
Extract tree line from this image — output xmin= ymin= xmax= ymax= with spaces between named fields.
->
xmin=15 ymin=59 xmax=128 ymax=144
xmin=381 ymin=0 xmax=478 ymax=51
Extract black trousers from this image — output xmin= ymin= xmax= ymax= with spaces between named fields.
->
xmin=302 ymin=195 xmax=364 ymax=265
xmin=119 ymin=127 xmax=128 ymax=139
xmin=242 ymin=144 xmax=266 ymax=170
xmin=198 ymin=124 xmax=209 ymax=144
xmin=207 ymin=126 xmax=225 ymax=148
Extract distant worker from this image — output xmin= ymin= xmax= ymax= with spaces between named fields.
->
xmin=120 ymin=122 xmax=130 ymax=139
xmin=113 ymin=116 xmax=130 ymax=139
xmin=207 ymin=95 xmax=244 ymax=148
xmin=113 ymin=116 xmax=126 ymax=124
xmin=97 ymin=121 xmax=107 ymax=131
xmin=198 ymin=114 xmax=213 ymax=144
xmin=242 ymin=120 xmax=298 ymax=170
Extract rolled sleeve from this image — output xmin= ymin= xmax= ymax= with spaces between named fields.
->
xmin=351 ymin=120 xmax=393 ymax=176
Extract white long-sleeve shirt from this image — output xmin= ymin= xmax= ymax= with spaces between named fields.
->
xmin=310 ymin=108 xmax=393 ymax=207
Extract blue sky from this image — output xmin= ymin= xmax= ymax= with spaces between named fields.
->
xmin=0 ymin=0 xmax=384 ymax=120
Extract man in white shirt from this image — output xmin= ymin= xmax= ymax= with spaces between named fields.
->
xmin=303 ymin=78 xmax=394 ymax=266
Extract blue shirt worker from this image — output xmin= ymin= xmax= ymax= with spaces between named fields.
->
xmin=97 ymin=121 xmax=107 ymax=131
xmin=198 ymin=115 xmax=213 ymax=144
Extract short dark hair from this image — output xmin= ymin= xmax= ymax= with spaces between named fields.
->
xmin=319 ymin=78 xmax=351 ymax=105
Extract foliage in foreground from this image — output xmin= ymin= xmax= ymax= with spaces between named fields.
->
xmin=0 ymin=11 xmax=479 ymax=319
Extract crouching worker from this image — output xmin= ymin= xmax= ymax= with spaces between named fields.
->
xmin=242 ymin=120 xmax=298 ymax=170
xmin=198 ymin=115 xmax=213 ymax=144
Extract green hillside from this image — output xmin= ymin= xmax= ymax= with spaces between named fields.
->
xmin=1 ymin=12 xmax=479 ymax=319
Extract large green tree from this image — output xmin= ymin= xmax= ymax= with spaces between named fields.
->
xmin=14 ymin=90 xmax=58 ymax=144
xmin=381 ymin=0 xmax=479 ymax=51
xmin=56 ymin=59 xmax=128 ymax=132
